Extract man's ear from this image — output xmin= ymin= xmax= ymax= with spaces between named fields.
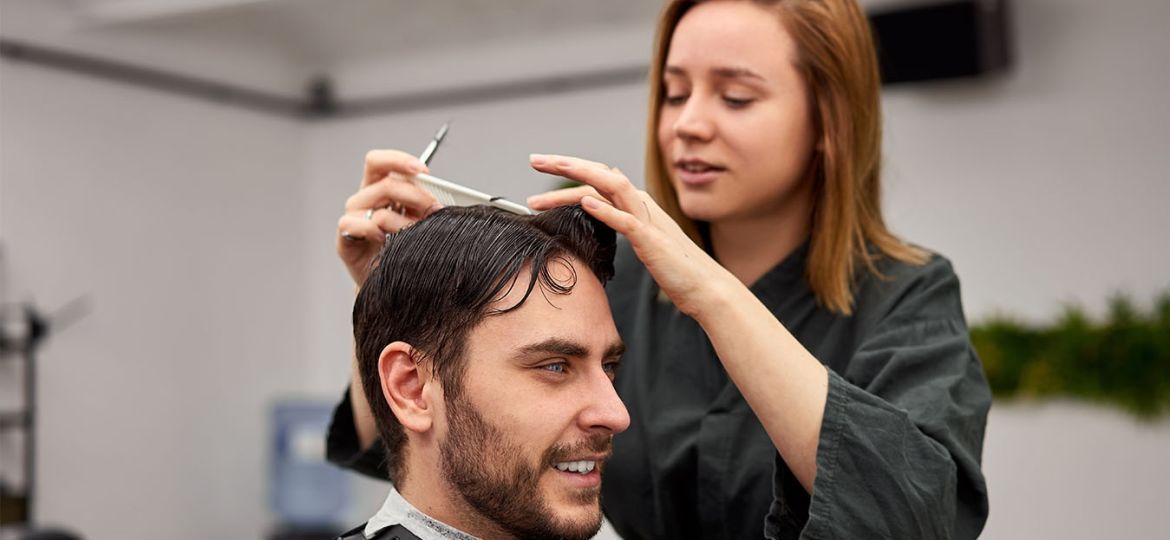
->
xmin=378 ymin=342 xmax=434 ymax=434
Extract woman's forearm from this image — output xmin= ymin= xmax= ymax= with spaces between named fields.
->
xmin=695 ymin=277 xmax=829 ymax=494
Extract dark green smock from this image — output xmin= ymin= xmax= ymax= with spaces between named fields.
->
xmin=327 ymin=240 xmax=991 ymax=539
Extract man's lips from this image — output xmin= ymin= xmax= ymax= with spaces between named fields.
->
xmin=550 ymin=457 xmax=605 ymax=488
xmin=549 ymin=452 xmax=609 ymax=487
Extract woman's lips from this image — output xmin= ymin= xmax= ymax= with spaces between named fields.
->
xmin=675 ymin=165 xmax=724 ymax=187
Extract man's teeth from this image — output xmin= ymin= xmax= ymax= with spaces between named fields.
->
xmin=554 ymin=460 xmax=597 ymax=473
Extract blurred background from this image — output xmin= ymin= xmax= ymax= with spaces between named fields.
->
xmin=0 ymin=0 xmax=1167 ymax=538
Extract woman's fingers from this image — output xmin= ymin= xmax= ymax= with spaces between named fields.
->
xmin=336 ymin=214 xmax=381 ymax=285
xmin=581 ymin=195 xmax=640 ymax=235
xmin=338 ymin=207 xmax=415 ymax=239
xmin=363 ymin=149 xmax=430 ymax=188
xmin=342 ymin=147 xmax=437 ymax=287
xmin=529 ymin=154 xmax=643 ymax=214
xmin=337 ymin=214 xmax=381 ymax=244
xmin=534 ymin=153 xmax=721 ymax=318
xmin=369 ymin=207 xmax=416 ymax=234
xmin=346 ymin=177 xmax=441 ymax=217
xmin=526 ymin=185 xmax=605 ymax=210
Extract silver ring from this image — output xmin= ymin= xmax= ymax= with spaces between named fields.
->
xmin=364 ymin=208 xmax=375 ymax=220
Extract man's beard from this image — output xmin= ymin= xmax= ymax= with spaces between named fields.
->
xmin=440 ymin=391 xmax=611 ymax=540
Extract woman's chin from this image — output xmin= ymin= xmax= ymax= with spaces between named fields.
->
xmin=678 ymin=198 xmax=726 ymax=224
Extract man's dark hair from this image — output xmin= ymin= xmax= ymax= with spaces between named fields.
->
xmin=352 ymin=204 xmax=616 ymax=485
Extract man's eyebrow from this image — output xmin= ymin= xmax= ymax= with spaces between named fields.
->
xmin=515 ymin=338 xmax=626 ymax=360
xmin=517 ymin=338 xmax=589 ymax=358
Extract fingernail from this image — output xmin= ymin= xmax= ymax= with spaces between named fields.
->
xmin=530 ymin=154 xmax=547 ymax=166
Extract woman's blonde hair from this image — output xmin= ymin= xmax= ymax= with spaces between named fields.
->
xmin=645 ymin=0 xmax=927 ymax=315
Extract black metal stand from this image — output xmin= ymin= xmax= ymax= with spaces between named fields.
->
xmin=0 ymin=304 xmax=45 ymax=526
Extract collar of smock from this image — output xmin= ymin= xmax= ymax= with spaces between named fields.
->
xmin=746 ymin=237 xmax=810 ymax=295
xmin=364 ymin=486 xmax=479 ymax=540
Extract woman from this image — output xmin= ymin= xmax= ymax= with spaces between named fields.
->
xmin=331 ymin=0 xmax=990 ymax=538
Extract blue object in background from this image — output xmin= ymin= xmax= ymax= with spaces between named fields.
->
xmin=270 ymin=399 xmax=351 ymax=528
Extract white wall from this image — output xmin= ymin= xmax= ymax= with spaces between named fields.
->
xmin=0 ymin=0 xmax=305 ymax=99
xmin=983 ymin=402 xmax=1170 ymax=539
xmin=881 ymin=0 xmax=1170 ymax=322
xmin=0 ymin=61 xmax=308 ymax=538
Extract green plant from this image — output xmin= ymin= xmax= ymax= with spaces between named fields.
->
xmin=971 ymin=292 xmax=1170 ymax=419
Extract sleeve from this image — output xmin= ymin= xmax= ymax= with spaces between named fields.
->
xmin=326 ymin=387 xmax=392 ymax=480
xmin=767 ymin=258 xmax=991 ymax=539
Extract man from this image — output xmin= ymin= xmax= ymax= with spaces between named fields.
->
xmin=335 ymin=204 xmax=630 ymax=540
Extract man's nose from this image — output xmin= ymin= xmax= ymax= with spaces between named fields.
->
xmin=579 ymin=369 xmax=631 ymax=435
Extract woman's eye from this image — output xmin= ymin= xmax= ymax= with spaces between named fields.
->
xmin=723 ymin=96 xmax=753 ymax=108
xmin=664 ymin=94 xmax=688 ymax=106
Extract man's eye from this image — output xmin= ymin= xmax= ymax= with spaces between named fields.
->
xmin=542 ymin=363 xmax=566 ymax=374
xmin=603 ymin=361 xmax=621 ymax=377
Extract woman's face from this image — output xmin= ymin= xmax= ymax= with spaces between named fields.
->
xmin=657 ymin=0 xmax=818 ymax=225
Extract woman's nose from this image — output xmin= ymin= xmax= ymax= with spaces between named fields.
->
xmin=672 ymin=94 xmax=715 ymax=142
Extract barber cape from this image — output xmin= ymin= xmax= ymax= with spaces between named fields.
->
xmin=334 ymin=486 xmax=479 ymax=540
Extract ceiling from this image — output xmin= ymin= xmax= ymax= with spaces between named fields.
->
xmin=0 ymin=0 xmax=926 ymax=103
xmin=52 ymin=0 xmax=664 ymax=66
xmin=14 ymin=0 xmax=919 ymax=65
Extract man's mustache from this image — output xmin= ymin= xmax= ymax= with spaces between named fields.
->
xmin=544 ymin=433 xmax=613 ymax=465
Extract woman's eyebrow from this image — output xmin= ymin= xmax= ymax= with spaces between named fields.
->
xmin=710 ymin=66 xmax=766 ymax=81
xmin=664 ymin=65 xmax=766 ymax=82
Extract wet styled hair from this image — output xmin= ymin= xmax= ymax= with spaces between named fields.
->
xmin=352 ymin=204 xmax=616 ymax=485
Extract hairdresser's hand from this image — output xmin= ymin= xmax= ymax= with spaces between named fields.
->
xmin=524 ymin=182 xmax=605 ymax=208
xmin=337 ymin=149 xmax=443 ymax=286
xmin=528 ymin=154 xmax=732 ymax=318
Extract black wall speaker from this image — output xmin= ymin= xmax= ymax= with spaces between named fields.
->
xmin=869 ymin=0 xmax=1012 ymax=84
